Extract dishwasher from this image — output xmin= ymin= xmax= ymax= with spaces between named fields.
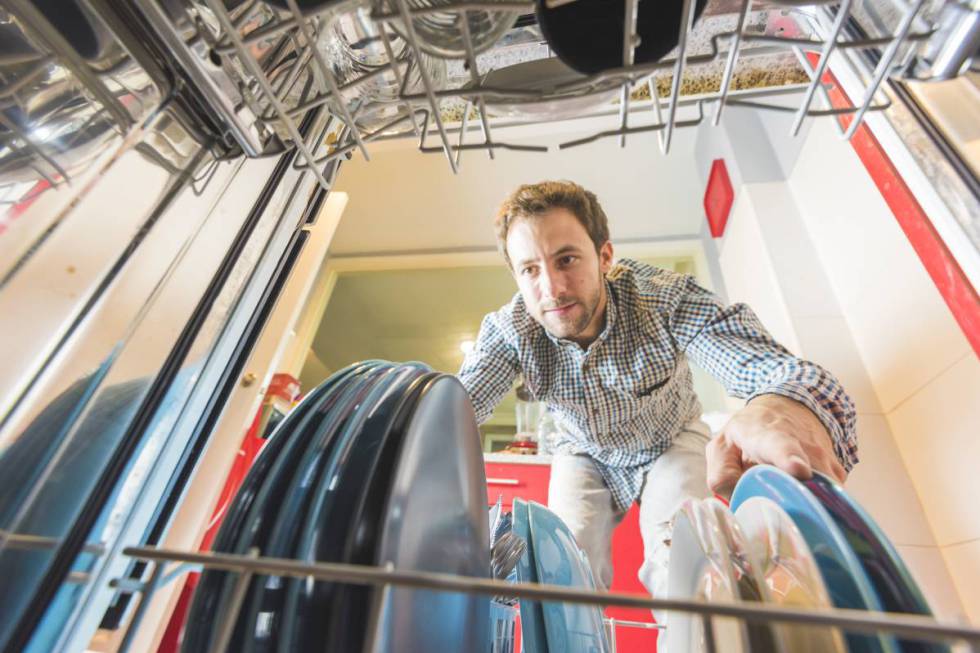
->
xmin=0 ymin=0 xmax=978 ymax=652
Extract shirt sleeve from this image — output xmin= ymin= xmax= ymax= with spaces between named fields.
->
xmin=457 ymin=310 xmax=520 ymax=425
xmin=667 ymin=275 xmax=859 ymax=471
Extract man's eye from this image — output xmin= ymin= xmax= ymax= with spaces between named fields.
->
xmin=521 ymin=266 xmax=536 ymax=276
xmin=559 ymin=256 xmax=577 ymax=266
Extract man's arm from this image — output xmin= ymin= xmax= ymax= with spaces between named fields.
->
xmin=667 ymin=275 xmax=858 ymax=493
xmin=457 ymin=311 xmax=521 ymax=424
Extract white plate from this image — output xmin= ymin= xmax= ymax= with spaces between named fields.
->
xmin=705 ymin=498 xmax=787 ymax=653
xmin=734 ymin=496 xmax=848 ymax=653
xmin=663 ymin=499 xmax=749 ymax=653
xmin=478 ymin=57 xmax=620 ymax=120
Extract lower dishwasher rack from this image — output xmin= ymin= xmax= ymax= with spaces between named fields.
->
xmin=103 ymin=544 xmax=980 ymax=653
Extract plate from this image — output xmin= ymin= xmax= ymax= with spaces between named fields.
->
xmin=281 ymin=363 xmax=429 ymax=651
xmin=663 ymin=499 xmax=748 ymax=653
xmin=512 ymin=498 xmax=548 ymax=653
xmin=704 ymin=498 xmax=785 ymax=653
xmin=478 ymin=57 xmax=620 ymax=120
xmin=535 ymin=0 xmax=708 ymax=75
xmin=365 ymin=374 xmax=490 ymax=653
xmin=180 ymin=362 xmax=367 ymax=652
xmin=527 ymin=500 xmax=610 ymax=653
xmin=234 ymin=362 xmax=393 ymax=652
xmin=731 ymin=465 xmax=895 ymax=653
xmin=803 ymin=473 xmax=948 ymax=653
xmin=734 ymin=496 xmax=847 ymax=653
xmin=324 ymin=369 xmax=437 ymax=653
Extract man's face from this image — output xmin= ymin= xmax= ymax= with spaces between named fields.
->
xmin=505 ymin=208 xmax=613 ymax=345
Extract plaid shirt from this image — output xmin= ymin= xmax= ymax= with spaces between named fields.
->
xmin=458 ymin=258 xmax=858 ymax=512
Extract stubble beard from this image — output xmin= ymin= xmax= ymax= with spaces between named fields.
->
xmin=539 ymin=279 xmax=602 ymax=341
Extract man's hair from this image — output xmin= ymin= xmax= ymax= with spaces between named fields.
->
xmin=495 ymin=180 xmax=610 ymax=268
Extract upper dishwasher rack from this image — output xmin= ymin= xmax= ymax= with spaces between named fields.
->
xmin=2 ymin=0 xmax=976 ymax=189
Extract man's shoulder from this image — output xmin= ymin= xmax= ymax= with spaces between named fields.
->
xmin=608 ymin=258 xmax=691 ymax=309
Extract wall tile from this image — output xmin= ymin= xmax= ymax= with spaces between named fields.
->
xmin=792 ymin=315 xmax=882 ymax=414
xmin=844 ymin=414 xmax=936 ymax=547
xmin=940 ymin=539 xmax=980 ymax=624
xmin=788 ymin=120 xmax=970 ymax=412
xmin=887 ymin=354 xmax=980 ymax=547
xmin=717 ymin=193 xmax=801 ymax=353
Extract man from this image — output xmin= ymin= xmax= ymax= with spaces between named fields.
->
xmin=458 ymin=180 xmax=857 ymax=605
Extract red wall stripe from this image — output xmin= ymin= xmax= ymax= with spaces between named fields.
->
xmin=811 ymin=54 xmax=980 ymax=357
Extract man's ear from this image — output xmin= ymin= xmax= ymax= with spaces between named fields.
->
xmin=598 ymin=240 xmax=614 ymax=273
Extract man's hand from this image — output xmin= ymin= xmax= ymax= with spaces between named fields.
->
xmin=706 ymin=394 xmax=847 ymax=497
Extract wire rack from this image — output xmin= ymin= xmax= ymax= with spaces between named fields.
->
xmin=132 ymin=0 xmax=949 ymax=185
xmin=78 ymin=543 xmax=978 ymax=653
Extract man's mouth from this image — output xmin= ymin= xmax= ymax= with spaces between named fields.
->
xmin=544 ymin=302 xmax=576 ymax=317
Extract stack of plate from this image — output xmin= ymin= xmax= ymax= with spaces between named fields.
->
xmin=181 ymin=361 xmax=490 ymax=653
xmin=512 ymin=498 xmax=611 ymax=653
xmin=663 ymin=465 xmax=949 ymax=653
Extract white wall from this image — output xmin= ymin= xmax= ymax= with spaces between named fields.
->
xmin=698 ymin=102 xmax=971 ymax=621
xmin=331 ymin=126 xmax=706 ymax=255
xmin=788 ymin=118 xmax=980 ymax=622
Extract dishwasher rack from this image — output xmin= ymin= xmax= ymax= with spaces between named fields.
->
xmin=0 ymin=0 xmax=968 ymax=190
xmin=85 ymin=543 xmax=980 ymax=652
xmin=136 ymin=0 xmax=956 ymax=181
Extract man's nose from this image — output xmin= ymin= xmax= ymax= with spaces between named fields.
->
xmin=538 ymin=265 xmax=568 ymax=300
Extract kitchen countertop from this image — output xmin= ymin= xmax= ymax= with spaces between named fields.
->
xmin=483 ymin=452 xmax=553 ymax=465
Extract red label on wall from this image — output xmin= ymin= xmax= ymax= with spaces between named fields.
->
xmin=704 ymin=158 xmax=734 ymax=238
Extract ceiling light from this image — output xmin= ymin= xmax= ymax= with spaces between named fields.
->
xmin=460 ymin=340 xmax=475 ymax=355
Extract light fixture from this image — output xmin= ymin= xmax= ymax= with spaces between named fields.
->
xmin=460 ymin=340 xmax=475 ymax=355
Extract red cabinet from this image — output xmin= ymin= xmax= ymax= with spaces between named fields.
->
xmin=485 ymin=459 xmax=659 ymax=653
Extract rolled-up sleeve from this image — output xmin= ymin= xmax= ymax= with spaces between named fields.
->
xmin=668 ymin=276 xmax=858 ymax=470
xmin=457 ymin=310 xmax=520 ymax=425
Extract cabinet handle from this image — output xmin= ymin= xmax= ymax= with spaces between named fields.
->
xmin=486 ymin=478 xmax=520 ymax=486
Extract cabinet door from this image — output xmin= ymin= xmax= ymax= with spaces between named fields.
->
xmin=485 ymin=462 xmax=551 ymax=509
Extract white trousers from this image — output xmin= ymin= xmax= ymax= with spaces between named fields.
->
xmin=546 ymin=421 xmax=711 ymax=610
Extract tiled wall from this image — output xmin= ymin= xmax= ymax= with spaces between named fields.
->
xmin=787 ymin=119 xmax=979 ymax=622
xmin=699 ymin=106 xmax=973 ymax=622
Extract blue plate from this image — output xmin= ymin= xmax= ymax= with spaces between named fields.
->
xmin=512 ymin=499 xmax=548 ymax=653
xmin=324 ymin=368 xmax=436 ymax=653
xmin=731 ymin=466 xmax=896 ymax=653
xmin=365 ymin=375 xmax=490 ymax=653
xmin=527 ymin=501 xmax=610 ymax=653
xmin=235 ymin=362 xmax=393 ymax=653
xmin=804 ymin=473 xmax=948 ymax=653
xmin=181 ymin=362 xmax=367 ymax=652
xmin=281 ymin=363 xmax=428 ymax=652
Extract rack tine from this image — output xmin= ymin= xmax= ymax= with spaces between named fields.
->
xmin=843 ymin=0 xmax=926 ymax=139
xmin=117 ymin=561 xmax=165 ymax=653
xmin=648 ymin=76 xmax=666 ymax=154
xmin=208 ymin=547 xmax=260 ymax=653
xmin=790 ymin=0 xmax=853 ymax=137
xmin=619 ymin=0 xmax=640 ymax=147
xmin=457 ymin=7 xmax=496 ymax=160
xmin=390 ymin=0 xmax=459 ymax=173
xmin=713 ymin=0 xmax=751 ymax=126
xmin=703 ymin=614 xmax=718 ymax=653
xmin=791 ymin=45 xmax=847 ymax=137
xmin=203 ymin=0 xmax=331 ymax=190
xmin=456 ymin=100 xmax=472 ymax=168
xmin=285 ymin=0 xmax=372 ymax=161
xmin=663 ymin=0 xmax=699 ymax=153
xmin=618 ymin=84 xmax=631 ymax=148
xmin=378 ymin=26 xmax=421 ymax=138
